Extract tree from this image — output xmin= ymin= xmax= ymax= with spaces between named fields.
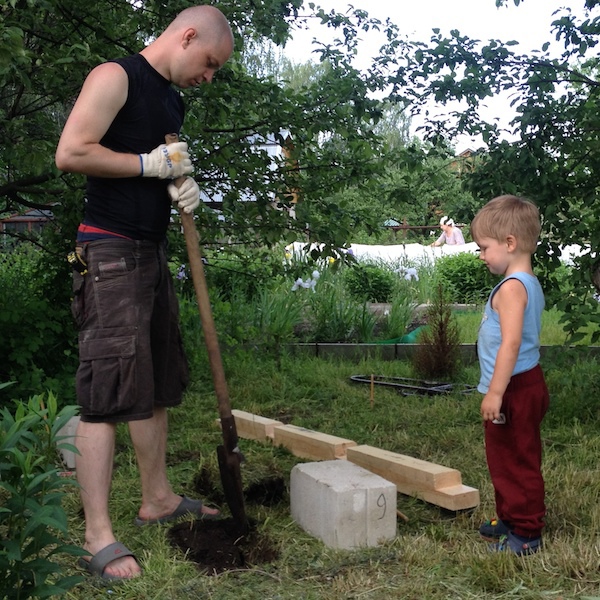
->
xmin=0 ymin=0 xmax=395 ymax=253
xmin=375 ymin=0 xmax=600 ymax=340
xmin=2 ymin=0 xmax=597 ymax=349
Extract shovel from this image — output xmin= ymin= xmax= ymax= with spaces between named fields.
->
xmin=166 ymin=134 xmax=248 ymax=534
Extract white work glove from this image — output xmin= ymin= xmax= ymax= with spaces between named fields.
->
xmin=139 ymin=142 xmax=193 ymax=179
xmin=168 ymin=176 xmax=200 ymax=214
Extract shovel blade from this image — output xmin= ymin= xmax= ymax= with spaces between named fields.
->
xmin=217 ymin=444 xmax=249 ymax=534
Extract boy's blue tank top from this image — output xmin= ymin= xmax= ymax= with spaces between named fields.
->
xmin=477 ymin=272 xmax=544 ymax=393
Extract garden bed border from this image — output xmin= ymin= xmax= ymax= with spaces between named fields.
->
xmin=271 ymin=344 xmax=600 ymax=363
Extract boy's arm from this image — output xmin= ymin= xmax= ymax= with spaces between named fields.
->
xmin=480 ymin=279 xmax=527 ymax=421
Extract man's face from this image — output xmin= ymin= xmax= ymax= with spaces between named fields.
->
xmin=179 ymin=36 xmax=232 ymax=88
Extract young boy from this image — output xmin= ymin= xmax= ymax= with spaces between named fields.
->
xmin=471 ymin=195 xmax=550 ymax=555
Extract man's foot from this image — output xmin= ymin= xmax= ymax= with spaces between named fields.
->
xmin=78 ymin=541 xmax=142 ymax=581
xmin=135 ymin=495 xmax=220 ymax=526
xmin=489 ymin=531 xmax=542 ymax=556
xmin=479 ymin=518 xmax=510 ymax=541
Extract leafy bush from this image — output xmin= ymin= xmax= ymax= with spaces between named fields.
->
xmin=0 ymin=245 xmax=78 ymax=406
xmin=343 ymin=262 xmax=397 ymax=302
xmin=203 ymin=245 xmax=287 ymax=302
xmin=0 ymin=389 xmax=84 ymax=599
xmin=433 ymin=251 xmax=499 ymax=304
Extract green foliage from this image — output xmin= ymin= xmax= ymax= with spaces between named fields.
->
xmin=382 ymin=291 xmax=416 ymax=340
xmin=385 ymin=3 xmax=600 ymax=335
xmin=253 ymin=285 xmax=305 ymax=349
xmin=343 ymin=262 xmax=397 ymax=302
xmin=433 ymin=252 xmax=499 ymax=304
xmin=3 ymin=0 xmax=596 ymax=366
xmin=412 ymin=283 xmax=461 ymax=378
xmin=304 ymin=271 xmax=370 ymax=342
xmin=0 ymin=392 xmax=84 ymax=599
xmin=203 ymin=245 xmax=287 ymax=303
xmin=542 ymin=349 xmax=600 ymax=424
xmin=0 ymin=245 xmax=78 ymax=406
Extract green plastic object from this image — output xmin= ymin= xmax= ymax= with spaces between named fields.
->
xmin=376 ymin=325 xmax=426 ymax=345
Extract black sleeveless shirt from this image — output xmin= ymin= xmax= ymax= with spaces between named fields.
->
xmin=82 ymin=54 xmax=185 ymax=241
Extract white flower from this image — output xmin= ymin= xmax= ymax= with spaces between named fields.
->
xmin=404 ymin=267 xmax=419 ymax=281
xmin=292 ymin=273 xmax=320 ymax=292
xmin=312 ymin=270 xmax=320 ymax=280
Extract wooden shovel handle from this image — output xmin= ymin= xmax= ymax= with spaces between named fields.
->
xmin=165 ymin=133 xmax=233 ymax=423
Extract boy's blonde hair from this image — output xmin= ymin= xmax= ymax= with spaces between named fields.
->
xmin=470 ymin=195 xmax=541 ymax=254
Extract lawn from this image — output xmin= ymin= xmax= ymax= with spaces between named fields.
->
xmin=453 ymin=308 xmax=598 ymax=346
xmin=58 ymin=349 xmax=600 ymax=599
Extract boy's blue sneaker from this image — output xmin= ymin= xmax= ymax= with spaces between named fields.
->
xmin=479 ymin=518 xmax=510 ymax=540
xmin=490 ymin=531 xmax=542 ymax=556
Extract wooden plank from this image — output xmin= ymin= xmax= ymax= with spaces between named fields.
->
xmin=347 ymin=445 xmax=462 ymax=491
xmin=217 ymin=409 xmax=283 ymax=442
xmin=413 ymin=484 xmax=480 ymax=512
xmin=273 ymin=424 xmax=357 ymax=460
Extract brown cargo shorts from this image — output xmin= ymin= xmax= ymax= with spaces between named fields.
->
xmin=71 ymin=239 xmax=189 ymax=423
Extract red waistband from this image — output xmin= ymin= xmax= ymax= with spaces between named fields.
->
xmin=77 ymin=224 xmax=133 ymax=242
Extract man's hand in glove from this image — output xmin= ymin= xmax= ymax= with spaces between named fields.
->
xmin=140 ymin=142 xmax=193 ymax=179
xmin=168 ymin=177 xmax=200 ymax=214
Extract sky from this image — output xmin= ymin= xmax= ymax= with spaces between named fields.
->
xmin=283 ymin=0 xmax=593 ymax=150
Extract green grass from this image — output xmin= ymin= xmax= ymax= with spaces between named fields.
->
xmin=57 ymin=349 xmax=600 ymax=599
xmin=453 ymin=307 xmax=598 ymax=345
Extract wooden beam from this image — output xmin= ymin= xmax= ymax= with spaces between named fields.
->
xmin=273 ymin=424 xmax=357 ymax=460
xmin=227 ymin=411 xmax=480 ymax=511
xmin=413 ymin=484 xmax=480 ymax=512
xmin=347 ymin=445 xmax=462 ymax=490
xmin=347 ymin=445 xmax=479 ymax=511
xmin=217 ymin=409 xmax=283 ymax=442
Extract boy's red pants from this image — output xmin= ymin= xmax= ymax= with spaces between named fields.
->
xmin=484 ymin=364 xmax=549 ymax=538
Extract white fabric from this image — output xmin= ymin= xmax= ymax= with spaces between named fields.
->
xmin=285 ymin=241 xmax=586 ymax=266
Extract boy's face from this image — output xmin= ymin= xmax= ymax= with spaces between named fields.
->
xmin=475 ymin=236 xmax=510 ymax=276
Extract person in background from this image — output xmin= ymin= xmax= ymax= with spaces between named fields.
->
xmin=55 ymin=5 xmax=234 ymax=581
xmin=471 ymin=195 xmax=549 ymax=555
xmin=431 ymin=215 xmax=465 ymax=246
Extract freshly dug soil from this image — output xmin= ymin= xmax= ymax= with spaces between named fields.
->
xmin=168 ymin=517 xmax=278 ymax=575
xmin=168 ymin=474 xmax=285 ymax=574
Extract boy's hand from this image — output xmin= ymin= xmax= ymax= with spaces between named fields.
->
xmin=481 ymin=392 xmax=503 ymax=421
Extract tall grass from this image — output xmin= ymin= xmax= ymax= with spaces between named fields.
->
xmin=59 ymin=350 xmax=600 ymax=600
xmin=454 ymin=307 xmax=597 ymax=345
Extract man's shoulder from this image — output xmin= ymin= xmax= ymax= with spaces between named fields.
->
xmin=84 ymin=61 xmax=128 ymax=91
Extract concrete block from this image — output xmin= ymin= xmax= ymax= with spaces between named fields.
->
xmin=273 ymin=424 xmax=357 ymax=460
xmin=290 ymin=460 xmax=397 ymax=549
xmin=229 ymin=409 xmax=283 ymax=441
xmin=56 ymin=416 xmax=80 ymax=470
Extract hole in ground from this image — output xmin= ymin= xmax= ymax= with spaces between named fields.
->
xmin=168 ymin=517 xmax=279 ymax=575
xmin=170 ymin=472 xmax=286 ymax=574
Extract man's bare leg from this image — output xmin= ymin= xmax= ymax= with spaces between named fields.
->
xmin=130 ymin=407 xmax=218 ymax=521
xmin=76 ymin=420 xmax=141 ymax=578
